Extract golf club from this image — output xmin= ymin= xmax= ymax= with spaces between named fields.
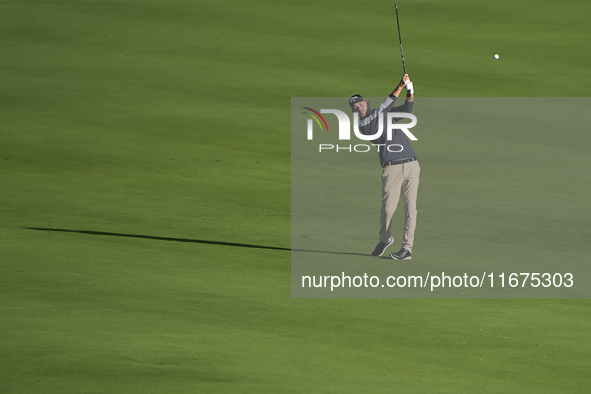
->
xmin=394 ymin=3 xmax=407 ymax=74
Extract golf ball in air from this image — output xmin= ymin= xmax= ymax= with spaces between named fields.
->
xmin=494 ymin=54 xmax=500 ymax=59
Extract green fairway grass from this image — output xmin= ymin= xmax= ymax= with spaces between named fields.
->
xmin=2 ymin=0 xmax=591 ymax=392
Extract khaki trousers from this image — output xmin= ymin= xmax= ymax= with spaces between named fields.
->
xmin=379 ymin=160 xmax=420 ymax=251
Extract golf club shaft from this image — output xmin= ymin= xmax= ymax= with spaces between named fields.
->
xmin=394 ymin=3 xmax=407 ymax=74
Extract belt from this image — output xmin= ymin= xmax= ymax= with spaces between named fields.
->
xmin=383 ymin=157 xmax=417 ymax=167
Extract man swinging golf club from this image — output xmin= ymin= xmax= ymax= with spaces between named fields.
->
xmin=349 ymin=74 xmax=419 ymax=260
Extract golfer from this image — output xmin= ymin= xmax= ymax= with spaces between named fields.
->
xmin=349 ymin=74 xmax=419 ymax=260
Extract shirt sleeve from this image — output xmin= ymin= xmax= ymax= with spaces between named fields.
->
xmin=358 ymin=95 xmax=404 ymax=144
xmin=388 ymin=98 xmax=414 ymax=113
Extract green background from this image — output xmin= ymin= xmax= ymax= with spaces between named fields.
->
xmin=1 ymin=0 xmax=590 ymax=392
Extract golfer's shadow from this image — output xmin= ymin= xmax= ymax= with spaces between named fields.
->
xmin=25 ymin=227 xmax=370 ymax=257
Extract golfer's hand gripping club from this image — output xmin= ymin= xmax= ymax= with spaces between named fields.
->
xmin=399 ymin=74 xmax=413 ymax=94
xmin=404 ymin=80 xmax=414 ymax=94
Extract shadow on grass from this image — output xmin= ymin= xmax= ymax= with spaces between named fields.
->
xmin=25 ymin=227 xmax=371 ymax=257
